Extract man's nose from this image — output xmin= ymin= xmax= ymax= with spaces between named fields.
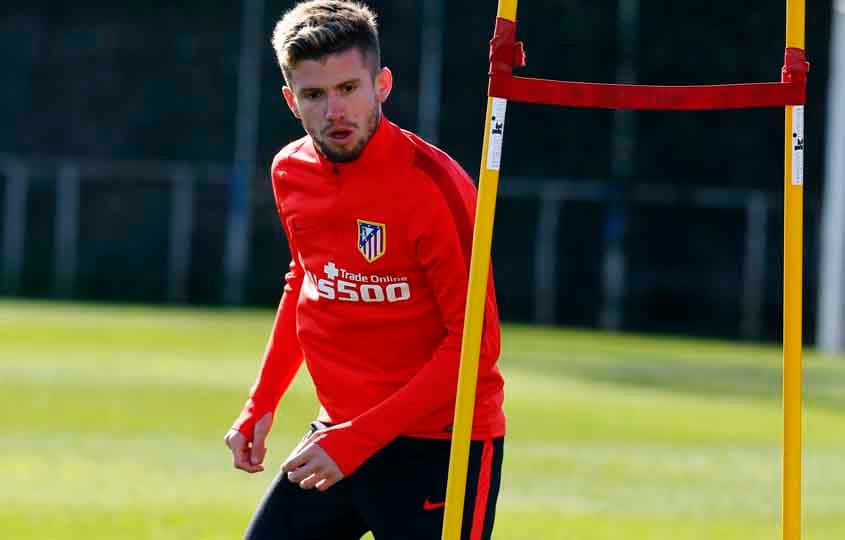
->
xmin=325 ymin=94 xmax=346 ymax=120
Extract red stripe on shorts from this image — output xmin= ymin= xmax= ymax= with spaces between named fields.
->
xmin=469 ymin=439 xmax=495 ymax=540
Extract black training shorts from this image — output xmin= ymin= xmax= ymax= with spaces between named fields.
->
xmin=245 ymin=425 xmax=504 ymax=540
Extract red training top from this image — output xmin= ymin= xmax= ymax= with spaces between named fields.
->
xmin=233 ymin=116 xmax=506 ymax=476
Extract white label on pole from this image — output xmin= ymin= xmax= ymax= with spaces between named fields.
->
xmin=792 ymin=106 xmax=805 ymax=186
xmin=486 ymin=98 xmax=508 ymax=171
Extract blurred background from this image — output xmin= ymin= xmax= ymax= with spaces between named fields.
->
xmin=2 ymin=0 xmax=845 ymax=349
xmin=4 ymin=2 xmax=845 ymax=540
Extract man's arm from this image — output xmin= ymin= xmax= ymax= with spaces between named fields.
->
xmin=226 ymin=172 xmax=306 ymax=472
xmin=230 ymin=255 xmax=305 ymax=440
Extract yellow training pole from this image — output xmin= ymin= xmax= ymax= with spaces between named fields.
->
xmin=783 ymin=0 xmax=805 ymax=539
xmin=441 ymin=0 xmax=518 ymax=538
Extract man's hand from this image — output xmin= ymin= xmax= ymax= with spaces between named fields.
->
xmin=224 ymin=412 xmax=273 ymax=473
xmin=281 ymin=435 xmax=344 ymax=492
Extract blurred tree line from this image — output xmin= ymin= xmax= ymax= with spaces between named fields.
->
xmin=0 ymin=1 xmax=834 ymax=340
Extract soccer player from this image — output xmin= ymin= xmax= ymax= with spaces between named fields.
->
xmin=224 ymin=1 xmax=506 ymax=538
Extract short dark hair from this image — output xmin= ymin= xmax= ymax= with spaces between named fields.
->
xmin=272 ymin=0 xmax=381 ymax=83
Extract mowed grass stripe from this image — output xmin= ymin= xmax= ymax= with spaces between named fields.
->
xmin=2 ymin=300 xmax=845 ymax=539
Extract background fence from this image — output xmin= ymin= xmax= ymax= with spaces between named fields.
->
xmin=1 ymin=0 xmax=841 ymax=346
xmin=0 ymin=154 xmax=818 ymax=343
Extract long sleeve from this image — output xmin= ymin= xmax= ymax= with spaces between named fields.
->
xmin=316 ymin=170 xmax=501 ymax=475
xmin=231 ymin=179 xmax=306 ymax=441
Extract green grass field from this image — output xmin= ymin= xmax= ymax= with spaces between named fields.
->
xmin=2 ymin=300 xmax=845 ymax=539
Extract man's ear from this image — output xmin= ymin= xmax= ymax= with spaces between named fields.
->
xmin=375 ymin=67 xmax=393 ymax=104
xmin=282 ymin=86 xmax=301 ymax=119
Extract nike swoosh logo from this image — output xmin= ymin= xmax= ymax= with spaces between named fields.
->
xmin=423 ymin=499 xmax=446 ymax=511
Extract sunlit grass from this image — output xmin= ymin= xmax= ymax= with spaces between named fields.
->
xmin=2 ymin=300 xmax=844 ymax=539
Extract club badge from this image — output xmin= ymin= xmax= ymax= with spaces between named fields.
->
xmin=357 ymin=219 xmax=386 ymax=263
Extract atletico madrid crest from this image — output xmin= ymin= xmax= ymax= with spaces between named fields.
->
xmin=357 ymin=219 xmax=386 ymax=263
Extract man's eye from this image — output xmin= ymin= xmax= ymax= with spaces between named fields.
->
xmin=304 ymin=90 xmax=323 ymax=99
xmin=342 ymin=84 xmax=356 ymax=94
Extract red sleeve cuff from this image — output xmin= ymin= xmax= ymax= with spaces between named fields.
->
xmin=231 ymin=401 xmax=273 ymax=441
xmin=314 ymin=423 xmax=384 ymax=476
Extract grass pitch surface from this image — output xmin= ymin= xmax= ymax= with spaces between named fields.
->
xmin=2 ymin=300 xmax=845 ymax=539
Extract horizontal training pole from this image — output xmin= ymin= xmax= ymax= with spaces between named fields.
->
xmin=489 ymin=74 xmax=806 ymax=110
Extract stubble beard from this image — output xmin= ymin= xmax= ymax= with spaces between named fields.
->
xmin=313 ymin=104 xmax=381 ymax=164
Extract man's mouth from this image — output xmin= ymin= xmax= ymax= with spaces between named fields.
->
xmin=326 ymin=127 xmax=355 ymax=144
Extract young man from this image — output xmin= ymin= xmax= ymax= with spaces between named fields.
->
xmin=224 ymin=1 xmax=505 ymax=538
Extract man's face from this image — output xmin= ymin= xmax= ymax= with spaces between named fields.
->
xmin=282 ymin=48 xmax=392 ymax=163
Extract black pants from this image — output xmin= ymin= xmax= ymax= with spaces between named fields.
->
xmin=245 ymin=428 xmax=504 ymax=540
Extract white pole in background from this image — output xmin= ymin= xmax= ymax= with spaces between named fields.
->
xmin=2 ymin=161 xmax=28 ymax=295
xmin=224 ymin=0 xmax=264 ymax=305
xmin=168 ymin=167 xmax=194 ymax=304
xmin=600 ymin=0 xmax=639 ymax=330
xmin=417 ymin=0 xmax=445 ymax=144
xmin=741 ymin=192 xmax=769 ymax=340
xmin=818 ymin=0 xmax=845 ymax=353
xmin=534 ymin=186 xmax=561 ymax=324
xmin=55 ymin=163 xmax=80 ymax=298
